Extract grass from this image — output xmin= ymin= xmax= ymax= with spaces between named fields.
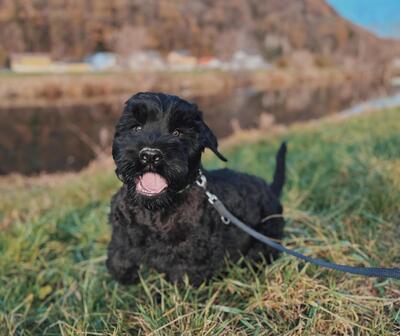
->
xmin=0 ymin=109 xmax=399 ymax=335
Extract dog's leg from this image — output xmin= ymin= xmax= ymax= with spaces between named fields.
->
xmin=106 ymin=198 xmax=145 ymax=285
xmin=106 ymin=224 xmax=141 ymax=285
xmin=106 ymin=252 xmax=139 ymax=285
xmin=167 ymin=265 xmax=212 ymax=287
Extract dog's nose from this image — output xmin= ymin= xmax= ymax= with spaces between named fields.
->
xmin=139 ymin=148 xmax=163 ymax=166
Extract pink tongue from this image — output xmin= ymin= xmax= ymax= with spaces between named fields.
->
xmin=137 ymin=173 xmax=168 ymax=194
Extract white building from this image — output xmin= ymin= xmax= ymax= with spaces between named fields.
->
xmin=127 ymin=51 xmax=165 ymax=71
xmin=167 ymin=50 xmax=197 ymax=71
xmin=85 ymin=52 xmax=117 ymax=71
xmin=225 ymin=50 xmax=270 ymax=70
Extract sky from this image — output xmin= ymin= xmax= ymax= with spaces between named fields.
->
xmin=327 ymin=0 xmax=400 ymax=39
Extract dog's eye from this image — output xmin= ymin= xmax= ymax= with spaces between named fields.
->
xmin=172 ymin=129 xmax=182 ymax=137
xmin=132 ymin=125 xmax=142 ymax=132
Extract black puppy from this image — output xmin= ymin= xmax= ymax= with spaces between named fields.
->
xmin=107 ymin=92 xmax=286 ymax=286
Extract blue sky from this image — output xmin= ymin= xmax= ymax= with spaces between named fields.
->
xmin=327 ymin=0 xmax=400 ymax=39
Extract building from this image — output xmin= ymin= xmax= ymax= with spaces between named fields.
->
xmin=197 ymin=56 xmax=222 ymax=69
xmin=8 ymin=53 xmax=53 ymax=73
xmin=167 ymin=50 xmax=197 ymax=70
xmin=227 ymin=50 xmax=270 ymax=70
xmin=127 ymin=51 xmax=165 ymax=71
xmin=84 ymin=52 xmax=117 ymax=71
xmin=9 ymin=53 xmax=92 ymax=73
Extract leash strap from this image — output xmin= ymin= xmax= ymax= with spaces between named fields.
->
xmin=196 ymin=173 xmax=400 ymax=279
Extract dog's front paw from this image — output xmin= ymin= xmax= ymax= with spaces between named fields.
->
xmin=106 ymin=254 xmax=139 ymax=285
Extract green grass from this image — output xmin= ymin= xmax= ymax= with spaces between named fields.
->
xmin=1 ymin=110 xmax=399 ymax=335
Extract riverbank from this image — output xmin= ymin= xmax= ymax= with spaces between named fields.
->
xmin=0 ymin=67 xmax=383 ymax=107
xmin=0 ymin=67 xmax=393 ymax=175
xmin=1 ymin=108 xmax=399 ymax=335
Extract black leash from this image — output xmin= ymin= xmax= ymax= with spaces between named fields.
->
xmin=196 ymin=172 xmax=400 ymax=280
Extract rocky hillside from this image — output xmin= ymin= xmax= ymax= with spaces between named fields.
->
xmin=0 ymin=0 xmax=398 ymax=65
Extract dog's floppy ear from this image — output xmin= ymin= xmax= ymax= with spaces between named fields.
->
xmin=200 ymin=120 xmax=227 ymax=162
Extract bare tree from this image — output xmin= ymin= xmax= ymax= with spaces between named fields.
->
xmin=106 ymin=25 xmax=149 ymax=56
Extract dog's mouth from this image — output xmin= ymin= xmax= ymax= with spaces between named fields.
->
xmin=135 ymin=172 xmax=168 ymax=197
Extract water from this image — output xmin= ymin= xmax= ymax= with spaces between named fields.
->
xmin=340 ymin=93 xmax=400 ymax=117
xmin=0 ymin=80 xmax=396 ymax=175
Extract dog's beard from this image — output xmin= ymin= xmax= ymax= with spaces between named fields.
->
xmin=121 ymin=159 xmax=191 ymax=210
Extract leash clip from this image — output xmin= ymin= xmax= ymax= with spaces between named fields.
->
xmin=205 ymin=191 xmax=218 ymax=204
xmin=196 ymin=169 xmax=230 ymax=224
xmin=195 ymin=173 xmax=207 ymax=189
xmin=221 ymin=216 xmax=231 ymax=225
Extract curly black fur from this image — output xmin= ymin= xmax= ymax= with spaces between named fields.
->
xmin=107 ymin=92 xmax=286 ymax=286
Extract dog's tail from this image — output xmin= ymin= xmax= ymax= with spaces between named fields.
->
xmin=271 ymin=142 xmax=287 ymax=198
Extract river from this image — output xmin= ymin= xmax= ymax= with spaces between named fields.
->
xmin=0 ymin=76 xmax=398 ymax=175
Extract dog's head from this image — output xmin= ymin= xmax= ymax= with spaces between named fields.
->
xmin=112 ymin=92 xmax=226 ymax=209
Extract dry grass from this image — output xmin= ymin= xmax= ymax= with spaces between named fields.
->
xmin=0 ymin=67 xmax=365 ymax=109
xmin=0 ymin=109 xmax=399 ymax=335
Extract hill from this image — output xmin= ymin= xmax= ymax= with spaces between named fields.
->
xmin=0 ymin=0 xmax=399 ymax=65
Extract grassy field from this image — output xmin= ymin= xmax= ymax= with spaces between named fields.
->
xmin=0 ymin=109 xmax=399 ymax=335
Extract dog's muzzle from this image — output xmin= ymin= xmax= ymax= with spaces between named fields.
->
xmin=139 ymin=148 xmax=163 ymax=166
xmin=135 ymin=172 xmax=168 ymax=196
